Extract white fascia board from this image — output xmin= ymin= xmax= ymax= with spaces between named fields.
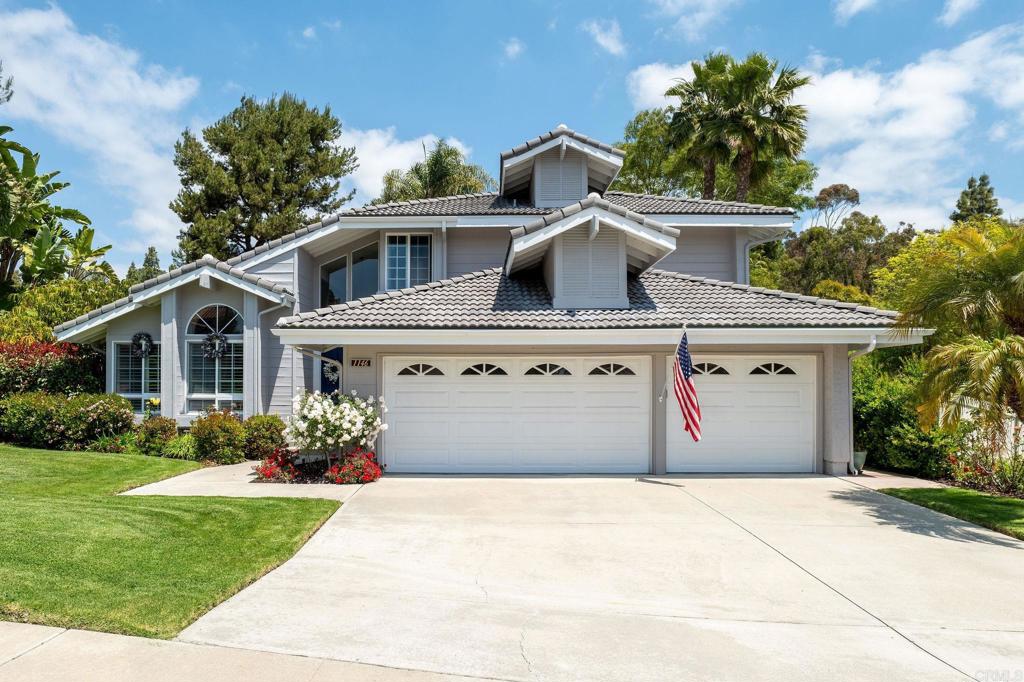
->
xmin=654 ymin=214 xmax=796 ymax=229
xmin=55 ymin=302 xmax=144 ymax=342
xmin=132 ymin=266 xmax=288 ymax=305
xmin=274 ymin=326 xmax=923 ymax=348
xmin=452 ymin=216 xmax=533 ymax=228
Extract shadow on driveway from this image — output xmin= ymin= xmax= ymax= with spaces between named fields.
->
xmin=830 ymin=486 xmax=1022 ymax=549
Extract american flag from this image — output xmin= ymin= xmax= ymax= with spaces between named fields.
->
xmin=672 ymin=331 xmax=702 ymax=442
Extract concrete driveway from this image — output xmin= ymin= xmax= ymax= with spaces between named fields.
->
xmin=179 ymin=475 xmax=1024 ymax=681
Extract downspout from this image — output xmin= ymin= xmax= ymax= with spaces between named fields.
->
xmin=257 ymin=301 xmax=291 ymax=414
xmin=847 ymin=335 xmax=878 ymax=474
xmin=441 ymin=220 xmax=448 ymax=278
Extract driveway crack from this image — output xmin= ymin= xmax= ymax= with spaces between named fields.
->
xmin=662 ymin=480 xmax=975 ymax=681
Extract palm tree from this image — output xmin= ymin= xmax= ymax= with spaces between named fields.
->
xmin=374 ymin=140 xmax=494 ymax=204
xmin=708 ymin=53 xmax=810 ymax=202
xmin=64 ymin=226 xmax=115 ymax=281
xmin=897 ymin=223 xmax=1024 ymax=428
xmin=666 ymin=53 xmax=733 ymax=200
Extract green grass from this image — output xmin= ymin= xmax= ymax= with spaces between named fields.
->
xmin=0 ymin=445 xmax=339 ymax=638
xmin=883 ymin=487 xmax=1024 ymax=541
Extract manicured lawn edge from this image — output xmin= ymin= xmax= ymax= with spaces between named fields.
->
xmin=882 ymin=487 xmax=1024 ymax=541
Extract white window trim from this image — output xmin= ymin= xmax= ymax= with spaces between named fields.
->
xmin=113 ymin=341 xmax=161 ymax=413
xmin=384 ymin=233 xmax=431 ymax=291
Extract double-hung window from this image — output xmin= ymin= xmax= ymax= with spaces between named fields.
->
xmin=115 ymin=342 xmax=161 ymax=413
xmin=385 ymin=234 xmax=431 ymax=290
xmin=186 ymin=305 xmax=244 ymax=413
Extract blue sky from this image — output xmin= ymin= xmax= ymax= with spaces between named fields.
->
xmin=1 ymin=0 xmax=1023 ymax=271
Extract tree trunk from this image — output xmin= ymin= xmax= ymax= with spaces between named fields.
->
xmin=735 ymin=148 xmax=754 ymax=202
xmin=701 ymin=158 xmax=716 ymax=200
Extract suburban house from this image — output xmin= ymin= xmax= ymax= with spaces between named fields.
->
xmin=54 ymin=125 xmax=927 ymax=475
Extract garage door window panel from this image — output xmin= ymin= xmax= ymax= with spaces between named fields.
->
xmin=693 ymin=362 xmax=729 ymax=376
xmin=397 ymin=363 xmax=444 ymax=376
xmin=750 ymin=362 xmax=796 ymax=375
xmin=524 ymin=363 xmax=571 ymax=376
xmin=461 ymin=363 xmax=508 ymax=376
xmin=589 ymin=363 xmax=636 ymax=376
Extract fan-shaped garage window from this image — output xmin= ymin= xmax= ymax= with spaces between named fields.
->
xmin=187 ymin=305 xmax=242 ymax=335
xmin=524 ymin=363 xmax=572 ymax=376
xmin=397 ymin=363 xmax=444 ymax=376
xmin=588 ymin=363 xmax=636 ymax=376
xmin=461 ymin=363 xmax=508 ymax=376
xmin=693 ymin=362 xmax=729 ymax=376
xmin=750 ymin=362 xmax=796 ymax=376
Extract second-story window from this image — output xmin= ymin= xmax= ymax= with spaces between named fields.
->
xmin=386 ymin=234 xmax=431 ymax=290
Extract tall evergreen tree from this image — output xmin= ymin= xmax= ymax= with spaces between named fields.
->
xmin=949 ymin=174 xmax=1002 ymax=222
xmin=171 ymin=93 xmax=358 ymax=261
xmin=125 ymin=246 xmax=164 ymax=286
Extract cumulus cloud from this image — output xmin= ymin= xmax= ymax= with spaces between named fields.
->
xmin=833 ymin=0 xmax=879 ymax=23
xmin=647 ymin=0 xmax=739 ymax=40
xmin=798 ymin=23 xmax=1024 ymax=229
xmin=301 ymin=26 xmax=316 ymax=40
xmin=340 ymin=127 xmax=472 ymax=204
xmin=938 ymin=0 xmax=981 ymax=27
xmin=626 ymin=62 xmax=694 ymax=109
xmin=580 ymin=19 xmax=626 ymax=56
xmin=503 ymin=37 xmax=524 ymax=60
xmin=0 ymin=6 xmax=198 ymax=261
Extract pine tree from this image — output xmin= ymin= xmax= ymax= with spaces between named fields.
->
xmin=950 ymin=173 xmax=1002 ymax=222
xmin=124 ymin=246 xmax=164 ymax=286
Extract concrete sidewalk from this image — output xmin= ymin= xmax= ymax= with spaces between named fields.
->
xmin=121 ymin=461 xmax=362 ymax=501
xmin=0 ymin=622 xmax=484 ymax=682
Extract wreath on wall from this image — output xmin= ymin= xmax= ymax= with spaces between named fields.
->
xmin=130 ymin=332 xmax=155 ymax=358
xmin=201 ymin=332 xmax=229 ymax=359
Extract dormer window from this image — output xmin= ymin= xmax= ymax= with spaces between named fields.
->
xmin=385 ymin=234 xmax=431 ymax=290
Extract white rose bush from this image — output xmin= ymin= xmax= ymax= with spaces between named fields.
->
xmin=285 ymin=390 xmax=388 ymax=455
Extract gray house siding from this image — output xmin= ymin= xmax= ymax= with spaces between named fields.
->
xmin=296 ymin=248 xmax=316 ymax=392
xmin=445 ymin=228 xmax=508 ymax=277
xmin=657 ymin=227 xmax=738 ymax=282
xmin=245 ymin=250 xmax=295 ymax=288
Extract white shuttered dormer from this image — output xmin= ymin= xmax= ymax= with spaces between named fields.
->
xmin=552 ymin=224 xmax=628 ymax=309
xmin=532 ymin=148 xmax=587 ymax=207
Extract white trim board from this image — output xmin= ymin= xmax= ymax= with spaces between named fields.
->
xmin=274 ymin=326 xmax=927 ymax=348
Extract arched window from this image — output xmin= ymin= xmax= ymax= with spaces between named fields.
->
xmin=750 ymin=362 xmax=796 ymax=376
xmin=693 ymin=362 xmax=729 ymax=376
xmin=186 ymin=305 xmax=244 ymax=413
xmin=524 ymin=363 xmax=571 ymax=376
xmin=461 ymin=363 xmax=508 ymax=376
xmin=588 ymin=363 xmax=636 ymax=376
xmin=397 ymin=363 xmax=444 ymax=376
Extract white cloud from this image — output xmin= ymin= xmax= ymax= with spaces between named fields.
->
xmin=580 ymin=19 xmax=626 ymax=56
xmin=301 ymin=26 xmax=316 ymax=40
xmin=938 ymin=0 xmax=981 ymax=27
xmin=626 ymin=62 xmax=694 ymax=109
xmin=798 ymin=23 xmax=1024 ymax=229
xmin=833 ymin=0 xmax=879 ymax=23
xmin=503 ymin=37 xmax=524 ymax=60
xmin=322 ymin=19 xmax=342 ymax=32
xmin=647 ymin=0 xmax=739 ymax=40
xmin=340 ymin=127 xmax=472 ymax=204
xmin=0 ymin=6 xmax=198 ymax=263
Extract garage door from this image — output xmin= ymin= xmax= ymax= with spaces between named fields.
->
xmin=382 ymin=356 xmax=651 ymax=473
xmin=666 ymin=354 xmax=817 ymax=473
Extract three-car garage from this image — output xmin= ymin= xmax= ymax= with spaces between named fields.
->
xmin=381 ymin=354 xmax=818 ymax=474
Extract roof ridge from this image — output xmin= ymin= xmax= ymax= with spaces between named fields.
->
xmin=511 ymin=193 xmax=677 ymax=239
xmin=645 ymin=269 xmax=899 ymax=319
xmin=342 ymin=192 xmax=500 ymax=214
xmin=603 ymin=190 xmax=794 ymax=213
xmin=499 ymin=126 xmax=626 ymax=160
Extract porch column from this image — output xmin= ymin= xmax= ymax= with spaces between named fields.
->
xmin=242 ymin=293 xmax=259 ymax=418
xmin=822 ymin=345 xmax=853 ymax=475
xmin=159 ymin=291 xmax=176 ymax=418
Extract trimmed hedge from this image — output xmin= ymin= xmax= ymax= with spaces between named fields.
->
xmin=0 ymin=341 xmax=103 ymax=397
xmin=138 ymin=416 xmax=178 ymax=456
xmin=191 ymin=409 xmax=245 ymax=464
xmin=242 ymin=414 xmax=287 ymax=461
xmin=0 ymin=392 xmax=134 ymax=450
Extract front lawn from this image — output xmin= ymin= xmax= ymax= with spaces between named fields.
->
xmin=883 ymin=487 xmax=1024 ymax=541
xmin=0 ymin=445 xmax=339 ymax=638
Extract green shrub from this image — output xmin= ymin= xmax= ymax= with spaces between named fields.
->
xmin=852 ymin=353 xmax=967 ymax=478
xmin=138 ymin=416 xmax=178 ymax=455
xmin=163 ymin=434 xmax=200 ymax=461
xmin=90 ymin=431 xmax=142 ymax=455
xmin=243 ymin=414 xmax=287 ymax=461
xmin=190 ymin=409 xmax=245 ymax=464
xmin=0 ymin=278 xmax=127 ymax=343
xmin=0 ymin=392 xmax=135 ymax=450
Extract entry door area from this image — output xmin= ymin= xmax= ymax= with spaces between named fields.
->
xmin=382 ymin=356 xmax=652 ymax=473
xmin=666 ymin=354 xmax=817 ymax=473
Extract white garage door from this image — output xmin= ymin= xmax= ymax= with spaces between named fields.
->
xmin=382 ymin=356 xmax=651 ymax=473
xmin=666 ymin=354 xmax=817 ymax=473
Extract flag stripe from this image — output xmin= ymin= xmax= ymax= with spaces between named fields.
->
xmin=671 ymin=331 xmax=702 ymax=442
